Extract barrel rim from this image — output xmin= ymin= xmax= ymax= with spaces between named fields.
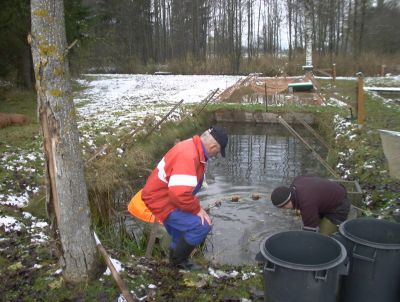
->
xmin=259 ymin=230 xmax=347 ymax=271
xmin=339 ymin=218 xmax=400 ymax=250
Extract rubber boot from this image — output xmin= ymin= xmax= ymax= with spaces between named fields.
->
xmin=170 ymin=237 xmax=203 ymax=271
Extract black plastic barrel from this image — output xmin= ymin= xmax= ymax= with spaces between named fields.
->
xmin=337 ymin=218 xmax=400 ymax=302
xmin=257 ymin=230 xmax=348 ymax=302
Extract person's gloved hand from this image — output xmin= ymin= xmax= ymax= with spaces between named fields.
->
xmin=196 ymin=207 xmax=213 ymax=226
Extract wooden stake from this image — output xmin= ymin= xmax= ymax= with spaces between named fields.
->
xmin=145 ymin=223 xmax=160 ymax=258
xmin=264 ymin=83 xmax=268 ymax=111
xmin=332 ymin=63 xmax=336 ymax=84
xmin=94 ymin=233 xmax=136 ymax=302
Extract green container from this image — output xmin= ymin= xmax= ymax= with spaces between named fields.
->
xmin=288 ymin=82 xmax=313 ymax=92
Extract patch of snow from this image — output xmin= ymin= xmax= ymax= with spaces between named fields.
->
xmin=326 ymin=97 xmax=348 ymax=107
xmin=104 ymin=257 xmax=124 ymax=275
xmin=0 ymin=193 xmax=29 ymax=208
xmin=0 ymin=215 xmax=25 ymax=232
xmin=208 ymin=267 xmax=239 ymax=279
xmin=30 ymin=231 xmax=49 ymax=244
xmin=364 ymin=86 xmax=400 ymax=92
xmin=54 ymin=268 xmax=62 ymax=275
xmin=22 ymin=212 xmax=33 ymax=219
xmin=241 ymin=271 xmax=256 ymax=281
xmin=31 ymin=221 xmax=48 ymax=229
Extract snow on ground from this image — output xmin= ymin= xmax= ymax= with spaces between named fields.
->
xmin=365 ymin=90 xmax=400 ymax=108
xmin=74 ymin=74 xmax=242 ymax=136
xmin=0 ymin=215 xmax=25 ymax=232
xmin=364 ymin=86 xmax=400 ymax=92
xmin=365 ymin=75 xmax=400 ymax=87
xmin=325 ymin=96 xmax=349 ymax=107
xmin=315 ymin=75 xmax=400 ymax=86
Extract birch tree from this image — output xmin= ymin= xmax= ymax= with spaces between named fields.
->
xmin=30 ymin=0 xmax=102 ymax=282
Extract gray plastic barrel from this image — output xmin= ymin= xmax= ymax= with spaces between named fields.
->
xmin=337 ymin=218 xmax=400 ymax=302
xmin=257 ymin=230 xmax=348 ymax=302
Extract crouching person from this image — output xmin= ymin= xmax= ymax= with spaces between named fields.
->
xmin=271 ymin=175 xmax=350 ymax=235
xmin=141 ymin=126 xmax=228 ymax=270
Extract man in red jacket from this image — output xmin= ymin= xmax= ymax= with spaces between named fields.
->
xmin=270 ymin=175 xmax=350 ymax=235
xmin=142 ymin=126 xmax=228 ymax=270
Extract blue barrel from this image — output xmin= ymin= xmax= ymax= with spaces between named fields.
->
xmin=257 ymin=231 xmax=348 ymax=302
xmin=338 ymin=218 xmax=400 ymax=302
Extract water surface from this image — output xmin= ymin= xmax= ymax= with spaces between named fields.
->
xmin=198 ymin=123 xmax=327 ymax=265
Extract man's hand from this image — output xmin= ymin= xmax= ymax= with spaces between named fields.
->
xmin=197 ymin=207 xmax=213 ymax=226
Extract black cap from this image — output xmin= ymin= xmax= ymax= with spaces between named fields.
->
xmin=271 ymin=186 xmax=291 ymax=207
xmin=209 ymin=126 xmax=228 ymax=157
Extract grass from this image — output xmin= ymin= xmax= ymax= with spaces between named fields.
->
xmin=319 ymin=79 xmax=400 ymax=218
xmin=0 ymin=88 xmax=39 ymax=151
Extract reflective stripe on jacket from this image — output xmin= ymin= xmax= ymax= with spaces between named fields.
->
xmin=141 ymin=135 xmax=206 ymax=222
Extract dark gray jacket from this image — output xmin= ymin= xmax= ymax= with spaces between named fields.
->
xmin=290 ymin=176 xmax=350 ymax=227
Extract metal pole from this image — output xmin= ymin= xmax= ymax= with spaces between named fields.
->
xmin=144 ymin=99 xmax=184 ymax=138
xmin=193 ymin=88 xmax=219 ymax=116
xmin=277 ymin=116 xmax=339 ymax=178
xmin=288 ymin=110 xmax=330 ymax=150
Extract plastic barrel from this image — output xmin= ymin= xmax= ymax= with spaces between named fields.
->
xmin=337 ymin=218 xmax=400 ymax=302
xmin=257 ymin=230 xmax=348 ymax=302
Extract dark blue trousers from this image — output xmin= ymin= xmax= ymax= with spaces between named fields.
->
xmin=164 ymin=209 xmax=212 ymax=249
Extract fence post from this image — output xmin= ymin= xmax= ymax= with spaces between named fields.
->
xmin=356 ymin=72 xmax=365 ymax=125
xmin=380 ymin=64 xmax=386 ymax=77
xmin=265 ymin=83 xmax=268 ymax=112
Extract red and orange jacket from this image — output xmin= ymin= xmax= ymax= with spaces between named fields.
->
xmin=141 ymin=135 xmax=207 ymax=222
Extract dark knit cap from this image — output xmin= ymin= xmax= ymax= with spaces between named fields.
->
xmin=271 ymin=186 xmax=291 ymax=207
xmin=209 ymin=126 xmax=228 ymax=157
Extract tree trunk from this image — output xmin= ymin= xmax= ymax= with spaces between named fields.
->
xmin=20 ymin=42 xmax=33 ymax=90
xmin=358 ymin=0 xmax=367 ymax=54
xmin=353 ymin=0 xmax=358 ymax=56
xmin=287 ymin=0 xmax=293 ymax=61
xmin=304 ymin=0 xmax=313 ymax=68
xmin=30 ymin=0 xmax=102 ymax=283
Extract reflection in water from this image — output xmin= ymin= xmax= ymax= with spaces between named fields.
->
xmin=198 ymin=123 xmax=327 ymax=265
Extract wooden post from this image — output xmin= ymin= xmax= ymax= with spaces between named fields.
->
xmin=94 ymin=233 xmax=136 ymax=302
xmin=332 ymin=63 xmax=336 ymax=84
xmin=357 ymin=73 xmax=365 ymax=125
xmin=145 ymin=223 xmax=160 ymax=258
xmin=380 ymin=64 xmax=386 ymax=77
xmin=264 ymin=83 xmax=268 ymax=112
